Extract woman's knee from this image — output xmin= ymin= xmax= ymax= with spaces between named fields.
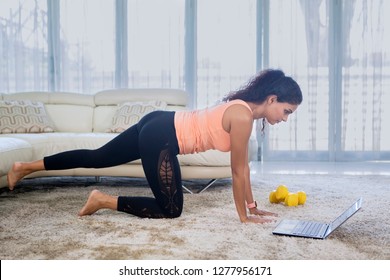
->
xmin=164 ymin=208 xmax=182 ymax=218
xmin=158 ymin=192 xmax=183 ymax=219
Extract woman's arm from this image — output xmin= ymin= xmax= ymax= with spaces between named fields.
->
xmin=226 ymin=105 xmax=272 ymax=223
xmin=244 ymin=152 xmax=254 ymax=206
xmin=244 ymin=143 xmax=278 ymax=218
xmin=229 ymin=115 xmax=252 ymax=222
xmin=226 ymin=105 xmax=276 ymax=223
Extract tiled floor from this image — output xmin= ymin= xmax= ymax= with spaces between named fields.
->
xmin=250 ymin=161 xmax=390 ymax=176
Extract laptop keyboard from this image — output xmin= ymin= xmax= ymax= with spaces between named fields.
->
xmin=293 ymin=221 xmax=326 ymax=237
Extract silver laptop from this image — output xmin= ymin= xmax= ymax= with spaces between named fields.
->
xmin=272 ymin=197 xmax=362 ymax=239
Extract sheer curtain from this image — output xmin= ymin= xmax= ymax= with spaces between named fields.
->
xmin=1 ymin=0 xmax=389 ymax=161
xmin=0 ymin=0 xmax=49 ymax=92
xmin=196 ymin=0 xmax=256 ymax=108
xmin=60 ymin=0 xmax=116 ymax=93
xmin=0 ymin=0 xmax=184 ymax=94
xmin=341 ymin=0 xmax=390 ymax=159
xmin=263 ymin=0 xmax=389 ymax=161
xmin=264 ymin=0 xmax=330 ymax=160
xmin=126 ymin=0 xmax=185 ymax=89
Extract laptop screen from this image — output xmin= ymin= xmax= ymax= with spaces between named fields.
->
xmin=328 ymin=198 xmax=363 ymax=233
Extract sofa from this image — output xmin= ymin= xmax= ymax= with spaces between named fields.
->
xmin=0 ymin=89 xmax=258 ymax=193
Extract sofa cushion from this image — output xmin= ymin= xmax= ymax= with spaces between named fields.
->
xmin=93 ymin=106 xmax=117 ymax=133
xmin=0 ymin=100 xmax=55 ymax=134
xmin=107 ymin=100 xmax=167 ymax=133
xmin=45 ymin=104 xmax=94 ymax=132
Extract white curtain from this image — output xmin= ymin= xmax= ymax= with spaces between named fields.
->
xmin=59 ymin=0 xmax=116 ymax=93
xmin=126 ymin=0 xmax=185 ymax=89
xmin=59 ymin=0 xmax=185 ymax=93
xmin=0 ymin=0 xmax=49 ymax=92
xmin=341 ymin=0 xmax=390 ymax=156
xmin=196 ymin=0 xmax=256 ymax=108
xmin=264 ymin=0 xmax=389 ymax=161
xmin=0 ymin=0 xmax=184 ymax=94
xmin=264 ymin=0 xmax=330 ymax=160
xmin=0 ymin=0 xmax=389 ymax=160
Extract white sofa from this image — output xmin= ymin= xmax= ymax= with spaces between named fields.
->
xmin=0 ymin=89 xmax=258 ymax=192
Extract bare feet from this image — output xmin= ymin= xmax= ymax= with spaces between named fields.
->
xmin=7 ymin=162 xmax=26 ymax=190
xmin=78 ymin=190 xmax=118 ymax=216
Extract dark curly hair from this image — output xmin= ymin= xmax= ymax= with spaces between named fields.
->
xmin=222 ymin=69 xmax=303 ymax=105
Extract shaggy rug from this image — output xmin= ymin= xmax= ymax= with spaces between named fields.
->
xmin=0 ymin=173 xmax=389 ymax=260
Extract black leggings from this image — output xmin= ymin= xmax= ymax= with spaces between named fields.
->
xmin=44 ymin=111 xmax=183 ymax=219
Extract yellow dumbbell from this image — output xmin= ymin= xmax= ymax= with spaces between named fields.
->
xmin=284 ymin=193 xmax=299 ymax=206
xmin=275 ymin=185 xmax=289 ymax=201
xmin=297 ymin=191 xmax=307 ymax=205
xmin=269 ymin=185 xmax=307 ymax=206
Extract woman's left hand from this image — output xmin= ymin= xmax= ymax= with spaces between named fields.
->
xmin=249 ymin=207 xmax=278 ymax=217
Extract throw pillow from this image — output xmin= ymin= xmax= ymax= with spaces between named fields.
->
xmin=0 ymin=100 xmax=55 ymax=134
xmin=108 ymin=100 xmax=167 ymax=133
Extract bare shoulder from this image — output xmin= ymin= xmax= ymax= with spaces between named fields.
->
xmin=222 ymin=103 xmax=253 ymax=133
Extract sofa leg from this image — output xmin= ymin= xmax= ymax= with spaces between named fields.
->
xmin=182 ymin=179 xmax=218 ymax=194
xmin=197 ymin=179 xmax=218 ymax=194
xmin=95 ymin=176 xmax=102 ymax=183
xmin=182 ymin=185 xmax=193 ymax=194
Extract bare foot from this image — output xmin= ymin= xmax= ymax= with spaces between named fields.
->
xmin=78 ymin=190 xmax=117 ymax=216
xmin=7 ymin=162 xmax=26 ymax=190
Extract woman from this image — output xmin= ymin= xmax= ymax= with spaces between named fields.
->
xmin=7 ymin=69 xmax=302 ymax=224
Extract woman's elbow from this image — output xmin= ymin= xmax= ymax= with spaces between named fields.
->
xmin=231 ymin=167 xmax=245 ymax=179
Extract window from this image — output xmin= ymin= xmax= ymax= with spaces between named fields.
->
xmin=0 ymin=0 xmax=48 ymax=92
xmin=197 ymin=0 xmax=256 ymax=108
xmin=126 ymin=0 xmax=185 ymax=89
xmin=340 ymin=0 xmax=390 ymax=157
xmin=1 ymin=0 xmax=389 ymax=161
xmin=265 ymin=0 xmax=330 ymax=160
xmin=60 ymin=0 xmax=116 ymax=93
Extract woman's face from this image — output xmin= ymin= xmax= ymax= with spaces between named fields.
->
xmin=263 ymin=96 xmax=298 ymax=125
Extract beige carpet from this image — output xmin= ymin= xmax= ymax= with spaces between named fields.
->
xmin=0 ymin=173 xmax=389 ymax=260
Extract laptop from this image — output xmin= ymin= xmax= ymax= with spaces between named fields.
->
xmin=272 ymin=197 xmax=363 ymax=239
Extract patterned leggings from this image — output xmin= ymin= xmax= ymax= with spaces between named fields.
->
xmin=44 ymin=111 xmax=183 ymax=218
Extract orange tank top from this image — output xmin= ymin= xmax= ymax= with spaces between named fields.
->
xmin=174 ymin=100 xmax=252 ymax=154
